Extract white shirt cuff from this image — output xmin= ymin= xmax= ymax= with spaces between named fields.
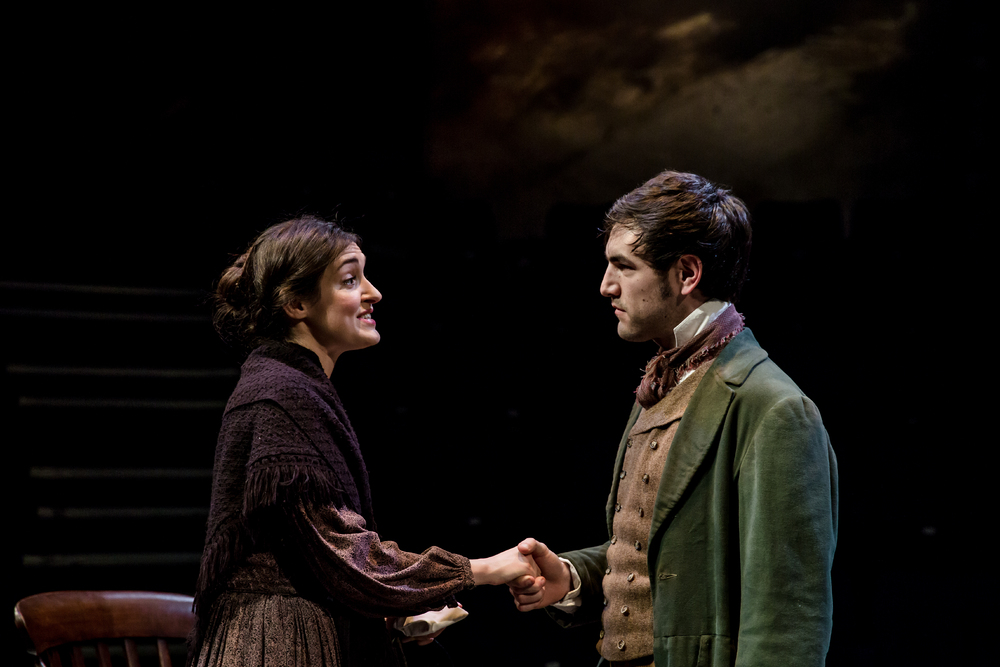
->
xmin=551 ymin=557 xmax=583 ymax=611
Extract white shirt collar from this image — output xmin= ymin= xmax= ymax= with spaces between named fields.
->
xmin=672 ymin=299 xmax=731 ymax=348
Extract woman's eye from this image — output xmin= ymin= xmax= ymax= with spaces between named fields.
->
xmin=343 ymin=276 xmax=357 ymax=286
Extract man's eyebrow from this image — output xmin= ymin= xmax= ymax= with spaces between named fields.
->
xmin=606 ymin=251 xmax=633 ymax=265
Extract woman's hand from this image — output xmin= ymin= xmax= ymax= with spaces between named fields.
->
xmin=470 ymin=547 xmax=540 ymax=586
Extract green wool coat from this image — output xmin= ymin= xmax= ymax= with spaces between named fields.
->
xmin=556 ymin=329 xmax=838 ymax=667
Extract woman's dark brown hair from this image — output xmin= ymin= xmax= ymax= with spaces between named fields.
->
xmin=214 ymin=215 xmax=360 ymax=351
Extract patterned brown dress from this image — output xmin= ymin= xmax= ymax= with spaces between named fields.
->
xmin=189 ymin=342 xmax=474 ymax=667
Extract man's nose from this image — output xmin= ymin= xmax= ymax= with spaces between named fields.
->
xmin=600 ymin=268 xmax=618 ymax=297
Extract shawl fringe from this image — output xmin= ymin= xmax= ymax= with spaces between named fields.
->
xmin=243 ymin=457 xmax=345 ymax=517
xmin=194 ymin=460 xmax=344 ymax=613
xmin=189 ymin=518 xmax=247 ymax=667
xmin=194 ymin=519 xmax=245 ymax=612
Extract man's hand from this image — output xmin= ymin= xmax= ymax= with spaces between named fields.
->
xmin=470 ymin=546 xmax=540 ymax=586
xmin=508 ymin=538 xmax=573 ymax=611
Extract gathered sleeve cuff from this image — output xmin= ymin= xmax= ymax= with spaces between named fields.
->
xmin=286 ymin=500 xmax=475 ymax=619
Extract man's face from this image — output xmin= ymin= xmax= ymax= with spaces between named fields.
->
xmin=600 ymin=227 xmax=684 ymax=348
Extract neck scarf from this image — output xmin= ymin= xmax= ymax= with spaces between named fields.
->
xmin=635 ymin=304 xmax=745 ymax=409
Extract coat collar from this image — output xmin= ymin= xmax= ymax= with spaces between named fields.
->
xmin=707 ymin=327 xmax=768 ymax=387
xmin=643 ymin=329 xmax=767 ymax=542
xmin=604 ymin=329 xmax=769 ymax=540
xmin=649 ymin=329 xmax=767 ymax=539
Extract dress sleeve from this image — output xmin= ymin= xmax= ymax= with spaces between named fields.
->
xmin=239 ymin=400 xmax=475 ymax=618
xmin=285 ymin=500 xmax=475 ymax=618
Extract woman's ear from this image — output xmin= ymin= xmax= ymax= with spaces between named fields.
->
xmin=283 ymin=298 xmax=308 ymax=322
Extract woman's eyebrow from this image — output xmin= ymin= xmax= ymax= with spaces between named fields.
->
xmin=335 ymin=256 xmax=361 ymax=271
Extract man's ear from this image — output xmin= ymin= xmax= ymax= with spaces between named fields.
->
xmin=283 ymin=298 xmax=309 ymax=322
xmin=676 ymin=254 xmax=703 ymax=296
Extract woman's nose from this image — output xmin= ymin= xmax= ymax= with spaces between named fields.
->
xmin=364 ymin=279 xmax=382 ymax=304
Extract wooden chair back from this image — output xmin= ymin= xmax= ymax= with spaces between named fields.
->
xmin=14 ymin=590 xmax=196 ymax=667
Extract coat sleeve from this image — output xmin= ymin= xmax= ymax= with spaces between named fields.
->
xmin=546 ymin=542 xmax=610 ymax=628
xmin=735 ymin=395 xmax=838 ymax=666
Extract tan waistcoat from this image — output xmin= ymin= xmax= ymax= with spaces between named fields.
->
xmin=598 ymin=363 xmax=711 ymax=663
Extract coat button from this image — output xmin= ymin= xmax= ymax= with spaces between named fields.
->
xmin=611 ymin=534 xmax=617 ymax=544
xmin=627 ymin=438 xmax=633 ymax=448
xmin=650 ymin=440 xmax=658 ymax=450
xmin=642 ymin=474 xmax=650 ymax=484
xmin=627 ymin=572 xmax=635 ymax=582
xmin=615 ymin=503 xmax=622 ymax=512
xmin=638 ymin=508 xmax=644 ymax=518
xmin=599 ymin=629 xmax=605 ymax=639
xmin=617 ymin=639 xmax=626 ymax=650
xmin=621 ymin=605 xmax=629 ymax=615
xmin=620 ymin=470 xmax=627 ymax=479
xmin=605 ymin=567 xmax=611 ymax=575
xmin=634 ymin=540 xmax=642 ymax=551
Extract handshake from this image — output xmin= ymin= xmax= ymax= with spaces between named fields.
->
xmin=470 ymin=538 xmax=573 ymax=611
xmin=396 ymin=538 xmax=572 ymax=646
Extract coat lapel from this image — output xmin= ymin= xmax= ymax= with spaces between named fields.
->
xmin=646 ymin=329 xmax=768 ymax=542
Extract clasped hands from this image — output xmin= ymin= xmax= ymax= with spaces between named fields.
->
xmin=393 ymin=538 xmax=570 ymax=647
xmin=473 ymin=538 xmax=572 ymax=611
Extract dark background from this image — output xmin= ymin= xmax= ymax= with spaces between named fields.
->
xmin=6 ymin=1 xmax=992 ymax=665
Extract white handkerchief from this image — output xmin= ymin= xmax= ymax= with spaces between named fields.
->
xmin=392 ymin=606 xmax=469 ymax=637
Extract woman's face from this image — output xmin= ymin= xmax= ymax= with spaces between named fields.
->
xmin=296 ymin=243 xmax=382 ymax=367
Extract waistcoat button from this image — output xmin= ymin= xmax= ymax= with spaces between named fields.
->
xmin=650 ymin=440 xmax=658 ymax=450
xmin=621 ymin=605 xmax=629 ymax=615
xmin=618 ymin=639 xmax=626 ymax=650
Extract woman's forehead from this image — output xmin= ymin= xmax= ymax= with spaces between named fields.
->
xmin=333 ymin=244 xmax=365 ymax=269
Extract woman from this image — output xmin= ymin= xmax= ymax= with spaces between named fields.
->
xmin=190 ymin=216 xmax=536 ymax=667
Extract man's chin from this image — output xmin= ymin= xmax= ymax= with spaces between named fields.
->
xmin=617 ymin=326 xmax=650 ymax=343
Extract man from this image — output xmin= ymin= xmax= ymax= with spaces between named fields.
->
xmin=509 ymin=170 xmax=838 ymax=666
